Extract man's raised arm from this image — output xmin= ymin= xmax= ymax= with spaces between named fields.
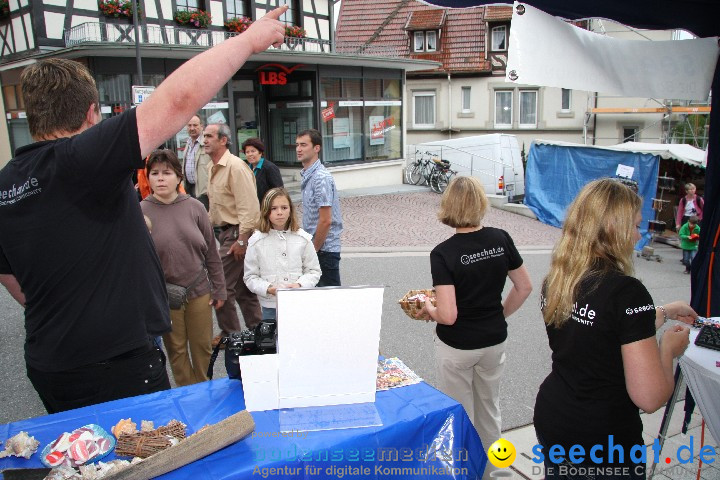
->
xmin=136 ymin=6 xmax=287 ymax=157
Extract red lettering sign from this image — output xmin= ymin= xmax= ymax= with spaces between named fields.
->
xmin=259 ymin=71 xmax=287 ymax=85
xmin=256 ymin=64 xmax=304 ymax=86
xmin=321 ymin=106 xmax=335 ymax=122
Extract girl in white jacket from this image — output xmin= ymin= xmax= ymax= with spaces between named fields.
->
xmin=244 ymin=188 xmax=321 ymax=321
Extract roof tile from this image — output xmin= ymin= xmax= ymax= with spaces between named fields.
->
xmin=336 ymin=0 xmax=496 ymax=74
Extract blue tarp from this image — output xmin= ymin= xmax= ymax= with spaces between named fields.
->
xmin=525 ymin=142 xmax=660 ymax=249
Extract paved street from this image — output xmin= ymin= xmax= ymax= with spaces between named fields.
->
xmin=0 ymin=190 xmax=694 ymax=441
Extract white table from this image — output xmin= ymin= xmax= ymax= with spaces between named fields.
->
xmin=680 ymin=328 xmax=720 ymax=443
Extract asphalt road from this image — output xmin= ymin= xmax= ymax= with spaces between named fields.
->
xmin=0 ymin=242 xmax=692 ymax=431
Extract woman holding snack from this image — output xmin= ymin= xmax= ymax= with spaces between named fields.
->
xmin=141 ymin=149 xmax=226 ymax=386
xmin=534 ymin=179 xmax=695 ymax=479
xmin=417 ymin=176 xmax=532 ymax=461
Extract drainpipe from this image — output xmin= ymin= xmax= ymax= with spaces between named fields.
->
xmin=447 ymin=72 xmax=452 ymax=139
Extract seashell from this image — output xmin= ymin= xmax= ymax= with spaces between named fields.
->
xmin=111 ymin=418 xmax=137 ymax=438
xmin=0 ymin=431 xmax=40 ymax=459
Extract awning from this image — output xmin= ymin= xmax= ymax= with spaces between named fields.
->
xmin=533 ymin=139 xmax=707 ymax=168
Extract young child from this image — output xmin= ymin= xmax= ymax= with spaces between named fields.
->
xmin=244 ymin=188 xmax=322 ymax=321
xmin=678 ymin=215 xmax=700 ymax=274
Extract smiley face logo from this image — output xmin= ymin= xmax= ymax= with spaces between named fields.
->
xmin=487 ymin=438 xmax=516 ymax=469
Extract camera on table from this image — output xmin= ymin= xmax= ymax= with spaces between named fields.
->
xmin=207 ymin=319 xmax=277 ymax=380
xmin=226 ymin=320 xmax=277 ymax=359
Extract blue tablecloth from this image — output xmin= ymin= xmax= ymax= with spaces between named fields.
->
xmin=1 ymin=379 xmax=486 ymax=479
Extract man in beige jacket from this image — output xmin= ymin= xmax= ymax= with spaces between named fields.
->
xmin=205 ymin=122 xmax=262 ymax=343
xmin=182 ymin=114 xmax=211 ymax=210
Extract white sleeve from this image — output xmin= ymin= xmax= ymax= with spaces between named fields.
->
xmin=243 ymin=243 xmax=270 ymax=296
xmin=296 ymin=240 xmax=322 ymax=288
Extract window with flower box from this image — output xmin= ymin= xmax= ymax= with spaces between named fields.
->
xmin=175 ymin=0 xmax=201 ymax=12
xmin=225 ymin=0 xmax=249 ymax=19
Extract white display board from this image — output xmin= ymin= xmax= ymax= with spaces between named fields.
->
xmin=240 ymin=286 xmax=384 ymax=411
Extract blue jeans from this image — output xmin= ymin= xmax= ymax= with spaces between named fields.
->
xmin=682 ymin=249 xmax=697 ymax=270
xmin=317 ymin=250 xmax=341 ymax=287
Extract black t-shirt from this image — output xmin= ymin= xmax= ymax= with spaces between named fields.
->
xmin=533 ymin=271 xmax=656 ymax=451
xmin=430 ymin=227 xmax=523 ymax=350
xmin=0 ymin=109 xmax=170 ymax=372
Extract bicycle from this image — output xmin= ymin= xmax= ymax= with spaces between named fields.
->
xmin=429 ymin=158 xmax=457 ymax=194
xmin=405 ymin=151 xmax=436 ymax=186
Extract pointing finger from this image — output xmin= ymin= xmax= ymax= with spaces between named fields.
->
xmin=263 ymin=5 xmax=289 ymax=20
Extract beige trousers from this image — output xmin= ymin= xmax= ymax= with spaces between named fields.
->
xmin=434 ymin=334 xmax=507 ymax=478
xmin=164 ymin=294 xmax=213 ymax=387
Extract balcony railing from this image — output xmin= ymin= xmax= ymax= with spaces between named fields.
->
xmin=64 ymin=22 xmax=332 ymax=53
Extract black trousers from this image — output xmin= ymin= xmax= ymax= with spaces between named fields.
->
xmin=184 ymin=181 xmax=196 ymax=197
xmin=26 ymin=345 xmax=170 ymax=414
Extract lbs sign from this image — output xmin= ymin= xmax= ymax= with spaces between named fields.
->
xmin=256 ymin=64 xmax=304 ymax=86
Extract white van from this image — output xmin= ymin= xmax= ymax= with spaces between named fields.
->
xmin=413 ymin=134 xmax=525 ymax=198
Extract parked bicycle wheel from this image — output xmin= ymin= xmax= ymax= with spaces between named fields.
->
xmin=406 ymin=162 xmax=424 ymax=185
xmin=405 ymin=161 xmax=420 ymax=184
xmin=431 ymin=170 xmax=452 ymax=194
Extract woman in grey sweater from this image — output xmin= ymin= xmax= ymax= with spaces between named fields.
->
xmin=141 ymin=150 xmax=226 ymax=386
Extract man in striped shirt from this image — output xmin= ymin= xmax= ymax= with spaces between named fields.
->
xmin=297 ymin=129 xmax=343 ymax=286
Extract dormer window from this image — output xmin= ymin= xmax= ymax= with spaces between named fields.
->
xmin=491 ymin=25 xmax=507 ymax=51
xmin=413 ymin=30 xmax=438 ymax=52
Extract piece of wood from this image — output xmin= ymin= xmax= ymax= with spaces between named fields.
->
xmin=102 ymin=410 xmax=255 ymax=480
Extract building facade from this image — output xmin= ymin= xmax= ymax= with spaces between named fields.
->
xmin=336 ymin=0 xmax=710 ymax=158
xmin=0 ymin=0 xmax=437 ymax=188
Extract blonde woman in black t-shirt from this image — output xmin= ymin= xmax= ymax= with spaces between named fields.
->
xmin=534 ymin=178 xmax=695 ymax=479
xmin=417 ymin=176 xmax=532 ymax=472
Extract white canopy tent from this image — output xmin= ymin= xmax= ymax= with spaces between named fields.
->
xmin=533 ymin=139 xmax=707 ymax=168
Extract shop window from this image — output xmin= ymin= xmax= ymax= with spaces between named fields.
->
xmin=225 ymin=0 xmax=249 ymax=18
xmin=2 ymin=85 xmax=23 ymax=111
xmin=8 ymin=119 xmax=33 ymax=152
xmin=561 ymin=88 xmax=571 ymax=111
xmin=321 ymin=106 xmax=363 ymax=164
xmin=96 ymin=74 xmax=132 ymax=104
xmin=461 ymin=86 xmax=471 ymax=113
xmin=494 ymin=90 xmax=512 ymax=128
xmin=383 ymin=79 xmax=401 ymax=99
xmin=491 ymin=25 xmax=507 ymax=51
xmin=413 ymin=91 xmax=435 ymax=128
xmin=319 ymin=68 xmax=404 ymax=165
xmin=342 ymin=78 xmax=362 ymax=98
xmin=365 ymin=106 xmax=401 ymax=161
xmin=320 ymin=78 xmax=341 ymax=98
xmin=519 ymin=90 xmax=537 ymax=128
xmin=364 ymin=78 xmax=382 ymax=98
